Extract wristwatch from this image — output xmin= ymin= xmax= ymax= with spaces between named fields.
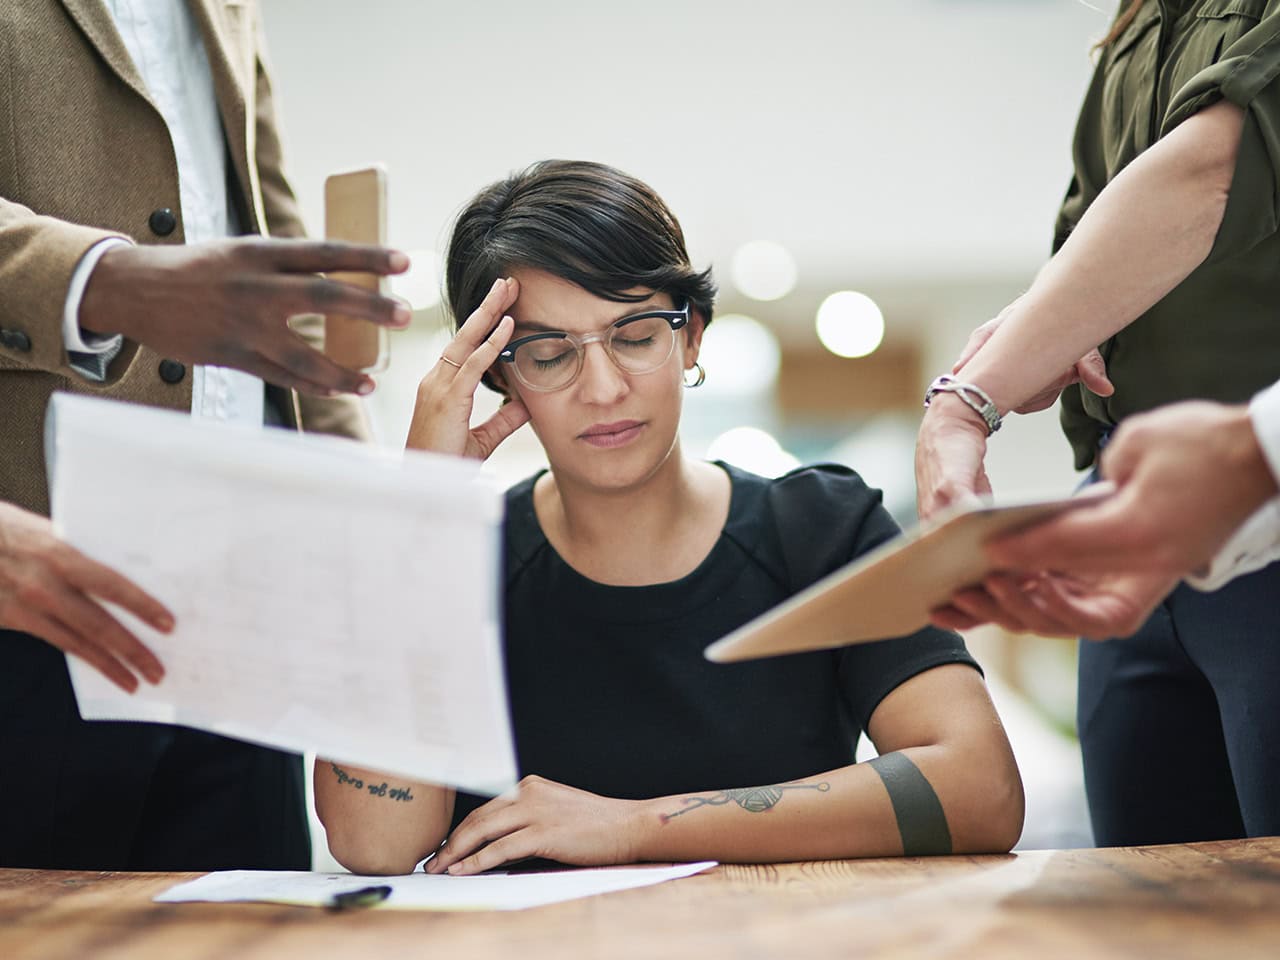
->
xmin=923 ymin=375 xmax=1003 ymax=436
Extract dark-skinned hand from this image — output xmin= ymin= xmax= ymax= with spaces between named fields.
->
xmin=80 ymin=238 xmax=412 ymax=396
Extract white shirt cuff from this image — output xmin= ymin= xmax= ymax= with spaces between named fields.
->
xmin=1186 ymin=383 xmax=1280 ymax=591
xmin=1186 ymin=497 xmax=1280 ymax=591
xmin=63 ymin=238 xmax=131 ymax=380
xmin=1249 ymin=380 xmax=1280 ymax=488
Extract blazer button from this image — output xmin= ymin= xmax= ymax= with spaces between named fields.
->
xmin=149 ymin=208 xmax=177 ymax=237
xmin=1 ymin=328 xmax=32 ymax=352
xmin=158 ymin=359 xmax=186 ymax=384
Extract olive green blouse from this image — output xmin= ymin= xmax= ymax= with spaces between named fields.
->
xmin=1057 ymin=0 xmax=1280 ymax=469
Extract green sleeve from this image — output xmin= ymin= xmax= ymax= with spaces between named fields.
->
xmin=1163 ymin=5 xmax=1280 ymax=262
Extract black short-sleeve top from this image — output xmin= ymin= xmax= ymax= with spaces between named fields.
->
xmin=1057 ymin=0 xmax=1280 ymax=468
xmin=450 ymin=462 xmax=978 ymax=828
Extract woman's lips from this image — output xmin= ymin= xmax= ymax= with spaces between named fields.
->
xmin=578 ymin=420 xmax=645 ymax=448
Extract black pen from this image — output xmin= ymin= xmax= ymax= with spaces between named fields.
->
xmin=328 ymin=884 xmax=393 ymax=911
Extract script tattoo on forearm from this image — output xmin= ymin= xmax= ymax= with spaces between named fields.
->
xmin=867 ymin=753 xmax=952 ymax=856
xmin=330 ymin=763 xmax=414 ymax=802
xmin=660 ymin=781 xmax=830 ymax=823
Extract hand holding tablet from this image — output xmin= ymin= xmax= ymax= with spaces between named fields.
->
xmin=705 ymin=484 xmax=1115 ymax=663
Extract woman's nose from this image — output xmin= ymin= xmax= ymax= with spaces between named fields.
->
xmin=576 ymin=341 xmax=628 ymax=404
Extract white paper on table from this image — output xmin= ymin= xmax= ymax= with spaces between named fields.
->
xmin=46 ymin=393 xmax=516 ymax=795
xmin=153 ymin=862 xmax=718 ymax=911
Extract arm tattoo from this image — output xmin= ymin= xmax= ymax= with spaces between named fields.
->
xmin=868 ymin=753 xmax=952 ymax=855
xmin=330 ymin=763 xmax=414 ymax=803
xmin=660 ymin=781 xmax=830 ymax=823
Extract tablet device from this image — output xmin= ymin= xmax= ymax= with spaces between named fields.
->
xmin=704 ymin=485 xmax=1113 ymax=663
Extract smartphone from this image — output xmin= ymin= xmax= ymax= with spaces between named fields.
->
xmin=324 ymin=165 xmax=391 ymax=373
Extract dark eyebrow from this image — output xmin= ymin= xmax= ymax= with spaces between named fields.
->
xmin=513 ymin=302 xmax=671 ymax=334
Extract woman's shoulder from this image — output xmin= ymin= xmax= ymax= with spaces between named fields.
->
xmin=719 ymin=461 xmax=896 ymax=592
xmin=503 ymin=470 xmax=549 ymax=576
xmin=721 ymin=460 xmax=884 ymax=515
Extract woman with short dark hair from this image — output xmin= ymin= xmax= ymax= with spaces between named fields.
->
xmin=316 ymin=160 xmax=1023 ymax=876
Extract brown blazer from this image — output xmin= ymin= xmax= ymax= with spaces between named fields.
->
xmin=0 ymin=0 xmax=369 ymax=516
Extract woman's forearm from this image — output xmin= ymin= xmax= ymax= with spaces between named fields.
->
xmin=959 ymin=99 xmax=1244 ymax=413
xmin=313 ymin=759 xmax=455 ymax=875
xmin=632 ymin=745 xmax=1023 ymax=864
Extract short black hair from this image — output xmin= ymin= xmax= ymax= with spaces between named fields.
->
xmin=445 ymin=159 xmax=717 ymax=392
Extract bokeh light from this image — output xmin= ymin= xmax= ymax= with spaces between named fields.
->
xmin=706 ymin=427 xmax=800 ymax=478
xmin=731 ymin=241 xmax=798 ymax=302
xmin=697 ymin=313 xmax=781 ymax=396
xmin=815 ymin=290 xmax=885 ymax=358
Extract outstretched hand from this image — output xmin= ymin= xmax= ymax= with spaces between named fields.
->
xmin=80 ymin=238 xmax=412 ymax=397
xmin=987 ymin=401 xmax=1275 ymax=579
xmin=405 ymin=276 xmax=530 ymax=459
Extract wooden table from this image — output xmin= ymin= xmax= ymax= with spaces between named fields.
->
xmin=4 ymin=838 xmax=1279 ymax=959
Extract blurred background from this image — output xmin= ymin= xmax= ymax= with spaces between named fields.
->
xmin=261 ymin=0 xmax=1120 ymax=858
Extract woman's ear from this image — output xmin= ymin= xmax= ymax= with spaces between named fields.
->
xmin=683 ymin=310 xmax=707 ymax=368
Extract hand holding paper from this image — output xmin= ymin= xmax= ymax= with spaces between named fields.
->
xmin=0 ymin=499 xmax=173 ymax=692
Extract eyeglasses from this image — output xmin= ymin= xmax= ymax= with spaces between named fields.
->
xmin=497 ymin=302 xmax=690 ymax=392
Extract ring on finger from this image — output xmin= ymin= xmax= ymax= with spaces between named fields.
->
xmin=439 ymin=354 xmax=463 ymax=370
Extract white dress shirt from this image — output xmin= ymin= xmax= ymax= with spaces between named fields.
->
xmin=1187 ymin=380 xmax=1280 ymax=590
xmin=63 ymin=0 xmax=263 ymax=428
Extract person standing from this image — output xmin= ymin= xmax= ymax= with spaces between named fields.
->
xmin=0 ymin=0 xmax=407 ymax=870
xmin=914 ymin=0 xmax=1280 ymax=847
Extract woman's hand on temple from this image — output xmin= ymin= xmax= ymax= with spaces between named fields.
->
xmin=405 ymin=276 xmax=530 ymax=458
xmin=423 ymin=775 xmax=645 ymax=876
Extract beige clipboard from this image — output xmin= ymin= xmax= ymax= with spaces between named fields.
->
xmin=704 ymin=484 xmax=1114 ymax=663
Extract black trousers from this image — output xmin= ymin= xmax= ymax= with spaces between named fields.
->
xmin=0 ymin=628 xmax=310 ymax=870
xmin=1078 ymin=560 xmax=1280 ymax=847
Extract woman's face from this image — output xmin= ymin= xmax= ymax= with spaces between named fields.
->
xmin=495 ymin=268 xmax=704 ymax=493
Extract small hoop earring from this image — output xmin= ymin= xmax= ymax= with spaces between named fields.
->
xmin=684 ymin=361 xmax=706 ymax=389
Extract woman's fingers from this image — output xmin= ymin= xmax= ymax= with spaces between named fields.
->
xmin=470 ymin=398 xmax=530 ymax=460
xmin=450 ymin=277 xmax=519 ymax=357
xmin=443 ymin=831 xmax=532 ymax=876
xmin=952 ymin=316 xmax=1000 ymax=373
xmin=455 ymin=315 xmax=515 ymax=394
xmin=1076 ymin=348 xmax=1115 ymax=398
xmin=426 ymin=793 xmax=524 ymax=873
xmin=426 ymin=815 xmax=519 ymax=874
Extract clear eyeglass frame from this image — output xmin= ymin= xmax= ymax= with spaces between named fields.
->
xmin=497 ymin=301 xmax=690 ymax=393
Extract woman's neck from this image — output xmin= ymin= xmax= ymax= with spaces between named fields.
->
xmin=533 ymin=447 xmax=730 ymax=586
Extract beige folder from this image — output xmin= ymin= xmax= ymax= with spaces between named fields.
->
xmin=704 ymin=485 xmax=1114 ymax=663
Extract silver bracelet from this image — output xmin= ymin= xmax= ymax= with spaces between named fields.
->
xmin=923 ymin=375 xmax=1003 ymax=436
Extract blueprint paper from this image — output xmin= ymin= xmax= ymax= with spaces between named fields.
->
xmin=46 ymin=393 xmax=515 ymax=794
